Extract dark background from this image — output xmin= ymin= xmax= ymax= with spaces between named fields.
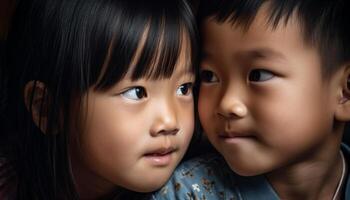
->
xmin=0 ymin=0 xmax=350 ymax=146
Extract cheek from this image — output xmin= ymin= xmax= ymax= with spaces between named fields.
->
xmin=83 ymin=109 xmax=131 ymax=161
xmin=198 ymin=87 xmax=216 ymax=125
xmin=177 ymin=100 xmax=195 ymax=143
xmin=254 ymin=85 xmax=333 ymax=149
xmin=81 ymin=98 xmax=146 ymax=166
xmin=198 ymin=100 xmax=207 ymax=122
xmin=198 ymin=87 xmax=217 ymax=134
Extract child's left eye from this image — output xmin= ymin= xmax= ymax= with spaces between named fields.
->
xmin=121 ymin=86 xmax=147 ymax=100
xmin=248 ymin=69 xmax=274 ymax=82
xmin=176 ymin=82 xmax=193 ymax=96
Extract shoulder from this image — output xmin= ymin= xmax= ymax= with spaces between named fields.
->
xmin=0 ymin=156 xmax=17 ymax=200
xmin=151 ymin=153 xmax=240 ymax=200
xmin=172 ymin=152 xmax=226 ymax=173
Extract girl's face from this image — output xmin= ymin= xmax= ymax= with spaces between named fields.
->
xmin=71 ymin=39 xmax=195 ymax=196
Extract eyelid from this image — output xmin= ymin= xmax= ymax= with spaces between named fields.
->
xmin=248 ymin=69 xmax=275 ymax=82
xmin=176 ymin=82 xmax=194 ymax=96
xmin=120 ymin=86 xmax=147 ymax=100
xmin=200 ymin=69 xmax=219 ymax=83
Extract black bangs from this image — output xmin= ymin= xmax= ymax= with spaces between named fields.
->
xmin=198 ymin=0 xmax=264 ymax=29
xmin=94 ymin=0 xmax=197 ymax=90
xmin=198 ymin=0 xmax=298 ymax=30
xmin=198 ymin=0 xmax=350 ymax=72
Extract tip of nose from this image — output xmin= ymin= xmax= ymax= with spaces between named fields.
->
xmin=218 ymin=102 xmax=248 ymax=119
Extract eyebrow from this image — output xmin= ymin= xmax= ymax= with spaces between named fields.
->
xmin=240 ymin=48 xmax=287 ymax=61
xmin=202 ymin=47 xmax=287 ymax=62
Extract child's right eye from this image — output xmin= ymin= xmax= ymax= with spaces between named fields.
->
xmin=200 ymin=70 xmax=219 ymax=83
xmin=248 ymin=69 xmax=274 ymax=82
xmin=121 ymin=87 xmax=147 ymax=100
xmin=176 ymin=82 xmax=194 ymax=96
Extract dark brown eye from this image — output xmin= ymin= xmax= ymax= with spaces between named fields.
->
xmin=249 ymin=69 xmax=274 ymax=82
xmin=177 ymin=83 xmax=193 ymax=96
xmin=200 ymin=70 xmax=219 ymax=83
xmin=121 ymin=87 xmax=147 ymax=100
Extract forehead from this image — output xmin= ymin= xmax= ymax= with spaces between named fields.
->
xmin=201 ymin=5 xmax=319 ymax=64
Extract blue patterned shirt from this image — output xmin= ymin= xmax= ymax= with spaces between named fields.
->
xmin=151 ymin=153 xmax=279 ymax=200
xmin=151 ymin=144 xmax=350 ymax=200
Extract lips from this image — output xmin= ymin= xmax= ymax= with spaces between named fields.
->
xmin=143 ymin=147 xmax=177 ymax=166
xmin=144 ymin=147 xmax=176 ymax=157
xmin=219 ymin=131 xmax=250 ymax=138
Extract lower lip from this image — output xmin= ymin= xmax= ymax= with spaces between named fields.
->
xmin=144 ymin=152 xmax=173 ymax=166
xmin=220 ymin=136 xmax=253 ymax=143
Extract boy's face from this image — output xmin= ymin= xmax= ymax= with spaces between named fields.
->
xmin=199 ymin=9 xmax=340 ymax=176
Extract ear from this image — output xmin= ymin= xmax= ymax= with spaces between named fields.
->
xmin=24 ymin=81 xmax=48 ymax=134
xmin=335 ymin=65 xmax=350 ymax=121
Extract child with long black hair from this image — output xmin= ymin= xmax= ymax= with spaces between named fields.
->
xmin=2 ymin=0 xmax=198 ymax=199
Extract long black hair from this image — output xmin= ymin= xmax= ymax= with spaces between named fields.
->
xmin=5 ymin=0 xmax=198 ymax=198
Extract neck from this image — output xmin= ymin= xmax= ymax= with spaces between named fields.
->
xmin=266 ymin=135 xmax=344 ymax=200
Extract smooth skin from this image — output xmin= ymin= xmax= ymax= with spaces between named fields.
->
xmin=199 ymin=5 xmax=350 ymax=200
xmin=25 ymin=32 xmax=195 ymax=199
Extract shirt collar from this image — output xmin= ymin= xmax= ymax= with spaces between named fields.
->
xmin=231 ymin=173 xmax=279 ymax=200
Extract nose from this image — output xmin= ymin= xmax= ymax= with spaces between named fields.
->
xmin=150 ymin=99 xmax=179 ymax=137
xmin=217 ymin=87 xmax=248 ymax=119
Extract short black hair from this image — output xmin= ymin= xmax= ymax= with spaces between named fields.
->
xmin=198 ymin=0 xmax=350 ymax=75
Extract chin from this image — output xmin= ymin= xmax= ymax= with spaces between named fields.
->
xmin=233 ymin=169 xmax=262 ymax=177
xmin=127 ymin=177 xmax=169 ymax=193
xmin=129 ymin=184 xmax=162 ymax=193
xmin=227 ymin=162 xmax=266 ymax=177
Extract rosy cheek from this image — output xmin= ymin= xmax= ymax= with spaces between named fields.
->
xmin=181 ymin=116 xmax=194 ymax=134
xmin=198 ymin=97 xmax=211 ymax=115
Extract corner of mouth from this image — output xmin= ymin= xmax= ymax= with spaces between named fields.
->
xmin=218 ymin=133 xmax=255 ymax=139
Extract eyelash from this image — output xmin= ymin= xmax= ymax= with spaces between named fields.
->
xmin=121 ymin=86 xmax=147 ymax=100
xmin=200 ymin=70 xmax=219 ymax=83
xmin=120 ymin=82 xmax=194 ymax=101
xmin=176 ymin=82 xmax=194 ymax=96
xmin=248 ymin=69 xmax=275 ymax=82
xmin=200 ymin=68 xmax=276 ymax=83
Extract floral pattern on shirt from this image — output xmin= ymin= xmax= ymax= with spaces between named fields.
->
xmin=151 ymin=153 xmax=241 ymax=200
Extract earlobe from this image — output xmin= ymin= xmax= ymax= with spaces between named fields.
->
xmin=335 ymin=66 xmax=350 ymax=121
xmin=24 ymin=80 xmax=48 ymax=134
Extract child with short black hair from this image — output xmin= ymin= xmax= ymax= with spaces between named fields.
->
xmin=152 ymin=0 xmax=350 ymax=199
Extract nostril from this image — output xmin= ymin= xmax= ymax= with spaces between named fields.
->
xmin=217 ymin=111 xmax=245 ymax=120
xmin=158 ymin=128 xmax=179 ymax=136
xmin=169 ymin=129 xmax=179 ymax=135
